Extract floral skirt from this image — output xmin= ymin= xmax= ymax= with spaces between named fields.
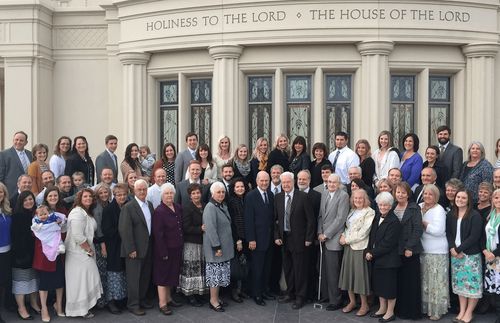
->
xmin=94 ymin=242 xmax=108 ymax=306
xmin=206 ymin=261 xmax=230 ymax=288
xmin=106 ymin=271 xmax=127 ymax=301
xmin=421 ymin=253 xmax=449 ymax=317
xmin=484 ymin=256 xmax=500 ymax=295
xmin=179 ymin=242 xmax=207 ymax=295
xmin=451 ymin=253 xmax=482 ymax=298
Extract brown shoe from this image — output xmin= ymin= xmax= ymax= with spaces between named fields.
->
xmin=129 ymin=308 xmax=145 ymax=316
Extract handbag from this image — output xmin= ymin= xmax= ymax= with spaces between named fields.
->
xmin=230 ymin=252 xmax=248 ymax=281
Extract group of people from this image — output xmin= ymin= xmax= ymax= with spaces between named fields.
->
xmin=0 ymin=126 xmax=499 ymax=323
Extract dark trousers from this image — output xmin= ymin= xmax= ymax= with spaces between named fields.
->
xmin=125 ymin=245 xmax=152 ymax=310
xmin=250 ymin=246 xmax=273 ymax=297
xmin=283 ymin=244 xmax=309 ymax=300
xmin=269 ymin=244 xmax=283 ymax=294
xmin=320 ymin=249 xmax=342 ymax=306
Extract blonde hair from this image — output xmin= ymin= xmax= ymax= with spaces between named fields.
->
xmin=0 ymin=182 xmax=12 ymax=214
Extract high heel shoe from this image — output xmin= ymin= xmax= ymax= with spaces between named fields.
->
xmin=53 ymin=304 xmax=65 ymax=317
xmin=17 ymin=311 xmax=34 ymax=320
xmin=209 ymin=302 xmax=225 ymax=312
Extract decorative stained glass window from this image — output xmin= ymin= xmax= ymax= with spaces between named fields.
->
xmin=390 ymin=75 xmax=415 ymax=150
xmin=429 ymin=76 xmax=451 ymax=145
xmin=248 ymin=76 xmax=272 ymax=151
xmin=286 ymin=76 xmax=311 ymax=146
xmin=159 ymin=80 xmax=178 ymax=149
xmin=191 ymin=79 xmax=212 ymax=145
xmin=325 ymin=75 xmax=352 ymax=151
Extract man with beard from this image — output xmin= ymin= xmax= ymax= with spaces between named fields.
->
xmin=435 ymin=125 xmax=463 ymax=181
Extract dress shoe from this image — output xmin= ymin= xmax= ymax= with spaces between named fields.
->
xmin=159 ymin=305 xmax=172 ymax=316
xmin=188 ymin=296 xmax=203 ymax=307
xmin=17 ymin=311 xmax=34 ymax=320
xmin=209 ymin=302 xmax=225 ymax=312
xmin=108 ymin=301 xmax=121 ymax=314
xmin=262 ymin=292 xmax=276 ymax=300
xmin=231 ymin=289 xmax=243 ymax=303
xmin=254 ymin=297 xmax=266 ymax=306
xmin=278 ymin=295 xmax=294 ymax=303
xmin=292 ymin=301 xmax=303 ymax=310
xmin=240 ymin=291 xmax=250 ymax=299
xmin=168 ymin=300 xmax=183 ymax=308
xmin=370 ymin=312 xmax=385 ymax=318
xmin=140 ymin=301 xmax=154 ymax=309
xmin=379 ymin=315 xmax=396 ymax=323
xmin=326 ymin=303 xmax=343 ymax=311
xmin=129 ymin=308 xmax=145 ymax=316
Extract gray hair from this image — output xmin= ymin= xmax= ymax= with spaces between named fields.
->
xmin=160 ymin=182 xmax=176 ymax=195
xmin=134 ymin=179 xmax=148 ymax=190
xmin=375 ymin=191 xmax=394 ymax=206
xmin=348 ymin=166 xmax=362 ymax=176
xmin=270 ymin=164 xmax=284 ymax=173
xmin=210 ymin=181 xmax=226 ymax=195
xmin=280 ymin=171 xmax=294 ymax=182
xmin=467 ymin=141 xmax=486 ymax=160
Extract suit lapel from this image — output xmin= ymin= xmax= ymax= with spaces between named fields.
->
xmin=132 ymin=199 xmax=148 ymax=228
xmin=11 ymin=148 xmax=24 ymax=172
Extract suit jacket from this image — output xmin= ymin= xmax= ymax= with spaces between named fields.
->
xmin=413 ymin=183 xmax=447 ymax=208
xmin=307 ymin=189 xmax=321 ymax=220
xmin=396 ymin=202 xmax=423 ymax=255
xmin=317 ymin=189 xmax=350 ymax=251
xmin=365 ymin=211 xmax=402 ymax=269
xmin=274 ymin=189 xmax=315 ymax=252
xmin=446 ymin=209 xmax=483 ymax=255
xmin=102 ymin=199 xmax=125 ymax=271
xmin=440 ymin=142 xmax=463 ymax=180
xmin=95 ymin=150 xmax=118 ymax=183
xmin=244 ymin=188 xmax=274 ymax=251
xmin=174 ymin=179 xmax=209 ymax=206
xmin=118 ymin=198 xmax=154 ymax=259
xmin=174 ymin=149 xmax=194 ymax=184
xmin=0 ymin=147 xmax=32 ymax=194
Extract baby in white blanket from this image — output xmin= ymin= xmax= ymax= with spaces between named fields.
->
xmin=31 ymin=205 xmax=66 ymax=261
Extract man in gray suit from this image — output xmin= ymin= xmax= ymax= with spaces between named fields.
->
xmin=436 ymin=125 xmax=463 ymax=181
xmin=175 ymin=160 xmax=208 ymax=205
xmin=0 ymin=131 xmax=32 ymax=194
xmin=174 ymin=132 xmax=198 ymax=184
xmin=95 ymin=135 xmax=119 ymax=183
xmin=313 ymin=164 xmax=333 ymax=193
xmin=118 ymin=179 xmax=154 ymax=316
xmin=317 ymin=173 xmax=349 ymax=311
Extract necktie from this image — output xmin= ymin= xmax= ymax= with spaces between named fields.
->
xmin=20 ymin=151 xmax=29 ymax=172
xmin=263 ymin=192 xmax=269 ymax=204
xmin=325 ymin=193 xmax=331 ymax=212
xmin=439 ymin=145 xmax=445 ymax=154
xmin=332 ymin=150 xmax=341 ymax=170
xmin=274 ymin=187 xmax=279 ymax=196
xmin=285 ymin=194 xmax=292 ymax=231
xmin=112 ymin=154 xmax=118 ymax=170
xmin=191 ymin=151 xmax=196 ymax=159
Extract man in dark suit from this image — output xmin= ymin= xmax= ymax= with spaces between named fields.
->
xmin=118 ymin=179 xmax=154 ymax=316
xmin=436 ymin=125 xmax=463 ymax=181
xmin=296 ymin=170 xmax=322 ymax=301
xmin=413 ymin=167 xmax=446 ymax=207
xmin=175 ymin=160 xmax=209 ymax=206
xmin=174 ymin=132 xmax=198 ymax=184
xmin=245 ymin=171 xmax=275 ymax=306
xmin=317 ymin=173 xmax=349 ymax=311
xmin=274 ymin=172 xmax=315 ymax=309
xmin=0 ymin=131 xmax=32 ymax=194
xmin=9 ymin=174 xmax=32 ymax=207
xmin=95 ymin=135 xmax=119 ymax=183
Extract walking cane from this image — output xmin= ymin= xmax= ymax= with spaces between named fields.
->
xmin=313 ymin=242 xmax=323 ymax=309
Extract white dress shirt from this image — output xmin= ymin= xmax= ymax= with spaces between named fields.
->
xmin=328 ymin=146 xmax=360 ymax=184
xmin=135 ymin=196 xmax=152 ymax=235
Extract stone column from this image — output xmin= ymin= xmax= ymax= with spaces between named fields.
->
xmin=462 ymin=43 xmax=499 ymax=160
xmin=356 ymin=40 xmax=394 ymax=143
xmin=208 ymin=44 xmax=243 ymax=148
xmin=118 ymin=52 xmax=151 ymax=145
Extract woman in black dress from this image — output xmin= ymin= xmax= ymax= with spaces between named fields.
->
xmin=266 ymin=134 xmax=290 ymax=173
xmin=365 ymin=191 xmax=402 ymax=323
xmin=355 ymin=139 xmax=375 ymax=188
xmin=64 ymin=136 xmax=95 ymax=186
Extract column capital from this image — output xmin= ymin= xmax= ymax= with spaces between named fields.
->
xmin=357 ymin=40 xmax=394 ymax=56
xmin=118 ymin=52 xmax=151 ymax=65
xmin=208 ymin=44 xmax=243 ymax=60
xmin=462 ymin=43 xmax=499 ymax=58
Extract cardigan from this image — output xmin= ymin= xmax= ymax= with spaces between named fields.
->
xmin=395 ymin=202 xmax=423 ymax=255
xmin=446 ymin=209 xmax=483 ymax=255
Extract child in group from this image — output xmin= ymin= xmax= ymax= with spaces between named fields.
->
xmin=139 ymin=145 xmax=156 ymax=178
xmin=63 ymin=171 xmax=92 ymax=205
xmin=31 ymin=205 xmax=66 ymax=261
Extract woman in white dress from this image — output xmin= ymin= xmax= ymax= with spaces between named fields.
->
xmin=65 ymin=188 xmax=103 ymax=318
xmin=372 ymin=131 xmax=400 ymax=187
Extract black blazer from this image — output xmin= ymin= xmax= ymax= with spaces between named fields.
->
xmin=182 ymin=201 xmax=204 ymax=244
xmin=64 ymin=152 xmax=95 ymax=186
xmin=395 ymin=202 xmax=423 ymax=255
xmin=10 ymin=210 xmax=35 ymax=269
xmin=360 ymin=157 xmax=375 ymax=187
xmin=274 ymin=189 xmax=315 ymax=252
xmin=365 ymin=210 xmax=402 ymax=269
xmin=446 ymin=209 xmax=483 ymax=255
xmin=244 ymin=188 xmax=274 ymax=251
xmin=307 ymin=189 xmax=321 ymax=221
xmin=309 ymin=159 xmax=331 ymax=188
xmin=102 ymin=199 xmax=125 ymax=272
xmin=289 ymin=153 xmax=311 ymax=177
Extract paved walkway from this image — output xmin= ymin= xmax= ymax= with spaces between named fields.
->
xmin=3 ymin=299 xmax=496 ymax=322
